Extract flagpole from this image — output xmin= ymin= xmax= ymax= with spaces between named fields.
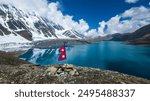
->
xmin=64 ymin=42 xmax=68 ymax=67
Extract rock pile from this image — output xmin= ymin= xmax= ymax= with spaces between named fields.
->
xmin=45 ymin=64 xmax=79 ymax=77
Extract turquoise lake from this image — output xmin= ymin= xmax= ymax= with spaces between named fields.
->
xmin=19 ymin=41 xmax=150 ymax=79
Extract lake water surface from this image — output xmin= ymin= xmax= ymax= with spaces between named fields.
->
xmin=19 ymin=41 xmax=150 ymax=79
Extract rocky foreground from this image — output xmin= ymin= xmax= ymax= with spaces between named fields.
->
xmin=0 ymin=51 xmax=150 ymax=84
xmin=0 ymin=64 xmax=150 ymax=84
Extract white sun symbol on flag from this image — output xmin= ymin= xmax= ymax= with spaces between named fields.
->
xmin=61 ymin=49 xmax=64 ymax=52
xmin=62 ymin=55 xmax=65 ymax=58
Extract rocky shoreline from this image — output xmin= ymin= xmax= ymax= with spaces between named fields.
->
xmin=0 ymin=51 xmax=150 ymax=84
xmin=32 ymin=39 xmax=95 ymax=49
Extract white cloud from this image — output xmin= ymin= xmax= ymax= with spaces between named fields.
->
xmin=98 ymin=6 xmax=150 ymax=35
xmin=47 ymin=2 xmax=89 ymax=34
xmin=98 ymin=21 xmax=106 ymax=36
xmin=84 ymin=29 xmax=99 ymax=38
xmin=125 ymin=0 xmax=139 ymax=4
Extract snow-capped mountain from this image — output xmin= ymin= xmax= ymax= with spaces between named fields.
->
xmin=0 ymin=4 xmax=83 ymax=45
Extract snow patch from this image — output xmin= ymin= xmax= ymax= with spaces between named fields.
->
xmin=0 ymin=34 xmax=30 ymax=44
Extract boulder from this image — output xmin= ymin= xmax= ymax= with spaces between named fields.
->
xmin=46 ymin=66 xmax=57 ymax=74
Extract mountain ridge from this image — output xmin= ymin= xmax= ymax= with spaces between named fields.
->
xmin=109 ymin=24 xmax=150 ymax=45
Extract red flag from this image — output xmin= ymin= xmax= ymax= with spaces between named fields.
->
xmin=58 ymin=45 xmax=66 ymax=61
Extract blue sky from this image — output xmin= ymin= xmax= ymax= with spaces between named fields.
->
xmin=49 ymin=0 xmax=150 ymax=29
